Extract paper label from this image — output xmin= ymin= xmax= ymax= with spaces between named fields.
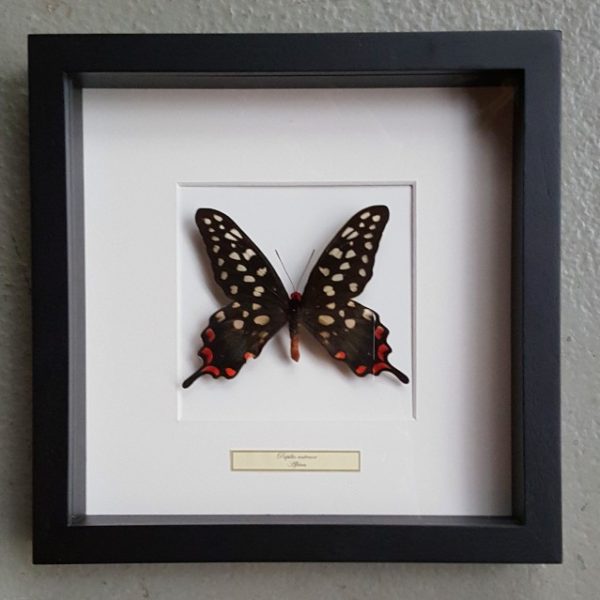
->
xmin=230 ymin=450 xmax=360 ymax=472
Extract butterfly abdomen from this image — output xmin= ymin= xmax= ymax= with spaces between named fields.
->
xmin=288 ymin=291 xmax=302 ymax=361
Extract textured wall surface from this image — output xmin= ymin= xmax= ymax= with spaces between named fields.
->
xmin=1 ymin=0 xmax=598 ymax=598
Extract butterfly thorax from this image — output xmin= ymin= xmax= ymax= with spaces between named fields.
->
xmin=288 ymin=291 xmax=302 ymax=362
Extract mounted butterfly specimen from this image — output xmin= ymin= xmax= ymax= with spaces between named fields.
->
xmin=182 ymin=206 xmax=409 ymax=387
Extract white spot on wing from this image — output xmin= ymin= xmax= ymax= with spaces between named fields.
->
xmin=340 ymin=262 xmax=350 ymax=270
xmin=318 ymin=315 xmax=335 ymax=326
xmin=229 ymin=252 xmax=241 ymax=260
xmin=345 ymin=318 xmax=356 ymax=329
xmin=323 ymin=285 xmax=335 ymax=296
xmin=345 ymin=250 xmax=356 ymax=259
xmin=243 ymin=249 xmax=256 ymax=260
xmin=349 ymin=282 xmax=358 ymax=293
xmin=230 ymin=285 xmax=238 ymax=295
xmin=319 ymin=266 xmax=330 ymax=276
xmin=329 ymin=248 xmax=343 ymax=259
xmin=236 ymin=264 xmax=247 ymax=272
xmin=360 ymin=211 xmax=371 ymax=220
xmin=233 ymin=320 xmax=244 ymax=330
xmin=331 ymin=273 xmax=344 ymax=282
xmin=257 ymin=267 xmax=267 ymax=277
xmin=243 ymin=275 xmax=255 ymax=282
xmin=254 ymin=315 xmax=270 ymax=325
xmin=213 ymin=214 xmax=223 ymax=222
xmin=215 ymin=311 xmax=225 ymax=322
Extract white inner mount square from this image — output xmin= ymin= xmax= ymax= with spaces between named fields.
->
xmin=178 ymin=183 xmax=414 ymax=422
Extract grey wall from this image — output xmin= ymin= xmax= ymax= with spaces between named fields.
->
xmin=1 ymin=1 xmax=598 ymax=598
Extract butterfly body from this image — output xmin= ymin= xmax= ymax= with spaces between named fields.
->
xmin=288 ymin=291 xmax=302 ymax=362
xmin=182 ymin=206 xmax=409 ymax=388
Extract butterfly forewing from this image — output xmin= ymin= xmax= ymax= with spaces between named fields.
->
xmin=302 ymin=205 xmax=390 ymax=306
xmin=195 ymin=208 xmax=288 ymax=307
xmin=182 ymin=300 xmax=287 ymax=386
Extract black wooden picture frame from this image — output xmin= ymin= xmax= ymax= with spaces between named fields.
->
xmin=29 ymin=31 xmax=561 ymax=564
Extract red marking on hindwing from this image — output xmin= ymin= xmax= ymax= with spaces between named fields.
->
xmin=355 ymin=365 xmax=368 ymax=375
xmin=224 ymin=367 xmax=237 ymax=378
xmin=204 ymin=328 xmax=216 ymax=342
xmin=377 ymin=343 xmax=390 ymax=361
xmin=201 ymin=365 xmax=220 ymax=377
xmin=243 ymin=352 xmax=255 ymax=361
xmin=334 ymin=351 xmax=346 ymax=360
xmin=200 ymin=347 xmax=213 ymax=364
xmin=372 ymin=362 xmax=389 ymax=375
xmin=374 ymin=325 xmax=385 ymax=340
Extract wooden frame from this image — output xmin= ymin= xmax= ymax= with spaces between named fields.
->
xmin=29 ymin=31 xmax=561 ymax=564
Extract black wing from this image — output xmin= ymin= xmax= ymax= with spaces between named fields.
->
xmin=302 ymin=205 xmax=390 ymax=305
xmin=301 ymin=300 xmax=408 ymax=382
xmin=194 ymin=208 xmax=288 ymax=308
xmin=300 ymin=206 xmax=409 ymax=383
xmin=183 ymin=209 xmax=289 ymax=386
xmin=182 ymin=300 xmax=287 ymax=387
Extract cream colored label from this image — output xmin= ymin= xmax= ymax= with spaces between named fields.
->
xmin=230 ymin=450 xmax=360 ymax=472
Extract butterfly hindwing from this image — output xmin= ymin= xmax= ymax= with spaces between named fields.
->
xmin=301 ymin=300 xmax=409 ymax=383
xmin=302 ymin=205 xmax=390 ymax=305
xmin=194 ymin=208 xmax=288 ymax=307
xmin=182 ymin=300 xmax=287 ymax=386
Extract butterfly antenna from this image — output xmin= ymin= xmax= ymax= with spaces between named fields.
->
xmin=297 ymin=249 xmax=316 ymax=289
xmin=274 ymin=249 xmax=296 ymax=290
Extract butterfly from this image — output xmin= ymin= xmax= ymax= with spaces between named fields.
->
xmin=182 ymin=205 xmax=409 ymax=387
